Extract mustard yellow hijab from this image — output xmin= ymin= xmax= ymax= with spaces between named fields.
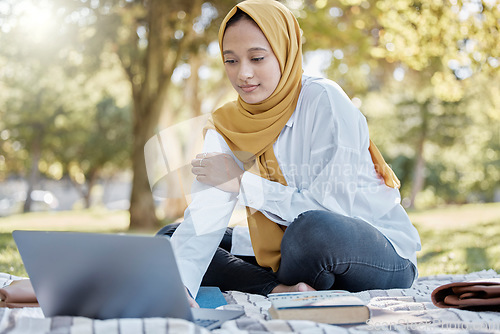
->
xmin=208 ymin=0 xmax=400 ymax=272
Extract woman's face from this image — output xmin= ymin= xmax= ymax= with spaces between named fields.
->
xmin=222 ymin=18 xmax=281 ymax=104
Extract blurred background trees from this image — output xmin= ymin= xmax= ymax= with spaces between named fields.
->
xmin=0 ymin=0 xmax=498 ymax=229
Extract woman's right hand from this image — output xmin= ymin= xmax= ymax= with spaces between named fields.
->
xmin=186 ymin=287 xmax=200 ymax=308
xmin=191 ymin=152 xmax=244 ymax=193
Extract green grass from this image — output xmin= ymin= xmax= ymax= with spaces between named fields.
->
xmin=415 ymin=221 xmax=500 ymax=276
xmin=0 ymin=232 xmax=25 ymax=276
xmin=0 ymin=208 xmax=132 ymax=277
xmin=410 ymin=203 xmax=500 ymax=276
xmin=1 ymin=203 xmax=500 ymax=278
xmin=0 ymin=209 xmax=130 ymax=233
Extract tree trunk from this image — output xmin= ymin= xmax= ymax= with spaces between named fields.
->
xmin=23 ymin=127 xmax=42 ymax=213
xmin=158 ymin=53 xmax=203 ymax=221
xmin=186 ymin=53 xmax=203 ymax=118
xmin=126 ymin=0 xmax=203 ymax=230
xmin=409 ymin=104 xmax=428 ymax=209
xmin=409 ymin=136 xmax=426 ymax=209
xmin=83 ymin=169 xmax=98 ymax=209
xmin=129 ymin=114 xmax=158 ymax=230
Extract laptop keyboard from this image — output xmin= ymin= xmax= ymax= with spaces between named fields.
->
xmin=194 ymin=318 xmax=218 ymax=328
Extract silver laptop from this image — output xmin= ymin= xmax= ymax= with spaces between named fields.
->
xmin=13 ymin=230 xmax=244 ymax=329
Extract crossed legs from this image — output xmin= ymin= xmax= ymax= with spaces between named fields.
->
xmin=157 ymin=210 xmax=416 ymax=295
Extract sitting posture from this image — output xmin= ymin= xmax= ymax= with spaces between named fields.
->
xmin=157 ymin=0 xmax=421 ymax=307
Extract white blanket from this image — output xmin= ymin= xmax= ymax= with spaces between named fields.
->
xmin=1 ymin=270 xmax=500 ymax=333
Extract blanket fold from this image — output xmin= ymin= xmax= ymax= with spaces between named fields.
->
xmin=0 ymin=279 xmax=39 ymax=308
xmin=431 ymin=281 xmax=500 ymax=311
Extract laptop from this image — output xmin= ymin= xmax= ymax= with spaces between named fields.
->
xmin=12 ymin=230 xmax=244 ymax=330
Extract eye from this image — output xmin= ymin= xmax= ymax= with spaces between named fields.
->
xmin=252 ymin=57 xmax=264 ymax=62
xmin=224 ymin=59 xmax=236 ymax=64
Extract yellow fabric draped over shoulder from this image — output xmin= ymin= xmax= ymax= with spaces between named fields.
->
xmin=204 ymin=0 xmax=400 ymax=272
xmin=368 ymin=140 xmax=401 ymax=189
xmin=206 ymin=0 xmax=302 ymax=272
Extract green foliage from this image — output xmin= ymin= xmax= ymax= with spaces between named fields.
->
xmin=292 ymin=0 xmax=500 ymax=208
xmin=1 ymin=0 xmax=499 ymax=214
xmin=0 ymin=0 xmax=133 ymax=208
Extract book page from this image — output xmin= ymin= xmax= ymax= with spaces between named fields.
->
xmin=269 ymin=291 xmax=365 ymax=308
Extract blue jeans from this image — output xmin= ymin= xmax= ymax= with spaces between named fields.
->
xmin=157 ymin=210 xmax=416 ymax=296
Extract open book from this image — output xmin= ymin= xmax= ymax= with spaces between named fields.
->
xmin=268 ymin=290 xmax=369 ymax=325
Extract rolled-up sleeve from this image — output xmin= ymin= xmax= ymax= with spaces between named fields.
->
xmin=170 ymin=129 xmax=239 ymax=298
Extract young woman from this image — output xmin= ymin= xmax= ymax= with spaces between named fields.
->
xmin=157 ymin=0 xmax=421 ymax=307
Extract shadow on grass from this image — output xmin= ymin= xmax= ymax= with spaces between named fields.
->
xmin=466 ymin=247 xmax=491 ymax=273
xmin=418 ymin=250 xmax=445 ymax=264
xmin=416 ymin=220 xmax=500 ymax=276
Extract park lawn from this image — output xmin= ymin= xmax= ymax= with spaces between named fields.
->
xmin=0 ymin=203 xmax=499 ymax=278
xmin=410 ymin=202 xmax=500 ymax=276
xmin=0 ymin=209 xmax=132 ymax=276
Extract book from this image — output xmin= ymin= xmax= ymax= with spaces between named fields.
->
xmin=195 ymin=287 xmax=227 ymax=309
xmin=267 ymin=290 xmax=370 ymax=325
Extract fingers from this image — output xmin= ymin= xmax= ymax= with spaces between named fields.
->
xmin=191 ymin=158 xmax=204 ymax=169
xmin=194 ymin=152 xmax=217 ymax=160
xmin=185 ymin=287 xmax=200 ymax=308
xmin=191 ymin=152 xmax=228 ymax=168
xmin=191 ymin=167 xmax=205 ymax=177
xmin=190 ymin=152 xmax=243 ymax=192
xmin=194 ymin=152 xmax=224 ymax=160
xmin=191 ymin=152 xmax=210 ymax=168
xmin=188 ymin=298 xmax=200 ymax=308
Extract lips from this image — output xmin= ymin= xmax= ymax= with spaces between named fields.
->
xmin=239 ymin=84 xmax=259 ymax=93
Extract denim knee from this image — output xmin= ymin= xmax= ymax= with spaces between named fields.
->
xmin=155 ymin=222 xmax=180 ymax=237
xmin=278 ymin=210 xmax=347 ymax=288
xmin=281 ymin=210 xmax=353 ymax=259
xmin=278 ymin=210 xmax=417 ymax=291
xmin=156 ymin=223 xmax=234 ymax=252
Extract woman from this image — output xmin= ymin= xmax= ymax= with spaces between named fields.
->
xmin=157 ymin=0 xmax=421 ymax=307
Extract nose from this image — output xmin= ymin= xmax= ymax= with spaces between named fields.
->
xmin=238 ymin=61 xmax=253 ymax=81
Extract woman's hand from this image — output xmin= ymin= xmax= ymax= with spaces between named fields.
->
xmin=186 ymin=287 xmax=200 ymax=308
xmin=191 ymin=152 xmax=244 ymax=193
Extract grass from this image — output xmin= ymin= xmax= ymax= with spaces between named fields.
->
xmin=1 ymin=203 xmax=499 ymax=278
xmin=409 ymin=202 xmax=500 ymax=276
xmin=0 ymin=208 xmax=132 ymax=276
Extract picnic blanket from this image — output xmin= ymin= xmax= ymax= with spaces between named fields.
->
xmin=1 ymin=270 xmax=500 ymax=333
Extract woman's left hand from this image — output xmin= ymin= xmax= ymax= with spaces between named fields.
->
xmin=191 ymin=153 xmax=244 ymax=193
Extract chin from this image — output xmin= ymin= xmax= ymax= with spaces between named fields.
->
xmin=242 ymin=97 xmax=258 ymax=104
xmin=240 ymin=94 xmax=268 ymax=104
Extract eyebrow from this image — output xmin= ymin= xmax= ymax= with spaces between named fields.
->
xmin=222 ymin=47 xmax=269 ymax=55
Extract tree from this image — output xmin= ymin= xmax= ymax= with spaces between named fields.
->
xmin=372 ymin=0 xmax=500 ymax=207
xmin=0 ymin=0 xmax=132 ymax=211
xmin=1 ymin=0 xmax=237 ymax=226
xmin=292 ymin=0 xmax=500 ymax=208
xmin=59 ymin=95 xmax=132 ymax=208
xmin=83 ymin=0 xmax=236 ymax=229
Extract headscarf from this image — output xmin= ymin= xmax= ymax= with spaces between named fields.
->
xmin=206 ymin=0 xmax=400 ymax=272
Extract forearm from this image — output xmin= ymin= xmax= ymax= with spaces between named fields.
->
xmin=171 ymin=181 xmax=237 ymax=298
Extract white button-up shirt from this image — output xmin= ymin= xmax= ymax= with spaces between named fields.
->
xmin=171 ymin=76 xmax=421 ymax=297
